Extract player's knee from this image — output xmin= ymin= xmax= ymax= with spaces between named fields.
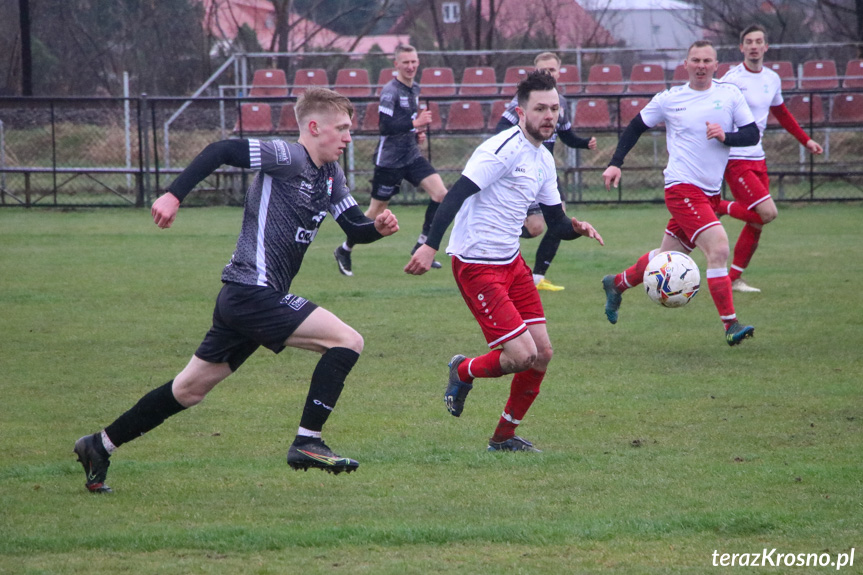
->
xmin=336 ymin=328 xmax=364 ymax=354
xmin=759 ymin=207 xmax=777 ymax=224
xmin=513 ymin=349 xmax=537 ymax=372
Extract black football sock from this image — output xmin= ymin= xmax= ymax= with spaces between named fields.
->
xmin=298 ymin=347 xmax=360 ymax=433
xmin=420 ymin=200 xmax=440 ymax=239
xmin=533 ymin=232 xmax=565 ymax=276
xmin=103 ymin=380 xmax=186 ymax=447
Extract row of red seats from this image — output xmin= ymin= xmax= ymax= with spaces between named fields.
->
xmin=232 ymin=92 xmax=863 ymax=134
xmin=247 ymin=60 xmax=863 ymax=99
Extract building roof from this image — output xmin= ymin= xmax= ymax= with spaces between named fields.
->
xmin=580 ymin=0 xmax=696 ymax=11
xmin=484 ymin=0 xmax=615 ymax=48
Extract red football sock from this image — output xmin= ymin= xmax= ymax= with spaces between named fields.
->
xmin=492 ymin=368 xmax=545 ymax=442
xmin=458 ymin=349 xmax=504 ymax=384
xmin=729 ymin=224 xmax=762 ymax=282
xmin=727 ymin=201 xmax=764 ymax=225
xmin=706 ymin=269 xmax=737 ymax=329
xmin=614 ymin=251 xmax=652 ymax=292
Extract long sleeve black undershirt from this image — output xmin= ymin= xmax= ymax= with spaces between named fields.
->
xmin=379 ymin=112 xmax=414 ymax=136
xmin=424 ymin=176 xmax=481 ymax=250
xmin=168 ymin=140 xmax=250 ymax=202
xmin=557 ymin=128 xmax=592 ymax=149
xmin=539 ymin=202 xmax=582 ymax=240
xmin=336 ymin=205 xmax=383 ymax=244
xmin=721 ymin=122 xmax=759 ymax=147
xmin=609 ymin=114 xmax=650 ymax=168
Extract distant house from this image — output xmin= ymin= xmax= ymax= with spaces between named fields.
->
xmin=200 ymin=0 xmax=408 ymax=55
xmin=579 ymin=0 xmax=702 ymax=56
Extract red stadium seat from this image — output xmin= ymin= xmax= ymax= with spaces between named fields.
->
xmin=487 ymin=99 xmax=510 ymax=131
xmin=334 ymin=68 xmax=372 ymax=98
xmin=574 ymin=99 xmax=611 ymax=129
xmin=360 ymin=102 xmax=380 ymax=133
xmin=771 ymin=94 xmax=825 ymax=126
xmin=766 ymin=61 xmax=796 ymax=91
xmin=585 ymin=64 xmax=624 ymax=94
xmin=618 ymin=97 xmax=650 ymax=125
xmin=830 ymin=93 xmax=863 ymax=124
xmin=841 ymin=59 xmax=863 ymax=88
xmin=445 ymin=101 xmax=486 ymax=132
xmin=249 ymin=69 xmax=288 ymax=98
xmin=671 ymin=64 xmax=688 ymax=86
xmin=233 ymin=103 xmax=273 ymax=134
xmin=627 ymin=64 xmax=666 ymax=94
xmin=715 ymin=62 xmax=733 ymax=79
xmin=800 ymin=60 xmax=839 ymax=90
xmin=375 ymin=68 xmax=398 ymax=95
xmin=290 ymin=69 xmax=328 ymax=97
xmin=419 ymin=67 xmax=456 ymax=97
xmin=501 ymin=66 xmax=534 ymax=96
xmin=557 ymin=64 xmax=581 ymax=94
xmin=459 ymin=67 xmax=498 ymax=96
xmin=276 ymin=103 xmax=299 ymax=133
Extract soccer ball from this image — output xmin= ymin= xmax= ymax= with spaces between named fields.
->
xmin=643 ymin=251 xmax=700 ymax=308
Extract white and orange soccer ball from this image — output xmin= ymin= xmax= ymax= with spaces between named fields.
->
xmin=643 ymin=251 xmax=700 ymax=308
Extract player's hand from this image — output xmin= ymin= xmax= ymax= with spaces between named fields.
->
xmin=806 ymin=139 xmax=823 ymax=155
xmin=151 ymin=192 xmax=180 ymax=229
xmin=587 ymin=136 xmax=597 ymax=150
xmin=404 ymin=244 xmax=436 ymax=275
xmin=413 ymin=109 xmax=433 ymax=128
xmin=417 ymin=131 xmax=427 ymax=145
xmin=602 ymin=166 xmax=621 ymax=190
xmin=572 ymin=218 xmax=604 ymax=246
xmin=374 ymin=209 xmax=399 ymax=237
xmin=706 ymin=121 xmax=725 ymax=142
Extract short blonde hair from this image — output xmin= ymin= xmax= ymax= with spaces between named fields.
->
xmin=295 ymin=87 xmax=354 ymax=123
xmin=534 ymin=52 xmax=561 ymax=66
xmin=394 ymin=44 xmax=417 ymax=58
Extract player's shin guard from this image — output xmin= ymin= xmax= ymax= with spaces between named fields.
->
xmin=614 ymin=250 xmax=656 ymax=292
xmin=729 ymin=224 xmax=762 ymax=282
xmin=103 ymin=380 xmax=187 ymax=448
xmin=458 ymin=349 xmax=504 ymax=384
xmin=492 ymin=368 xmax=544 ymax=442
xmin=706 ymin=269 xmax=737 ymax=329
xmin=533 ymin=233 xmax=562 ymax=276
xmin=298 ymin=347 xmax=359 ymax=433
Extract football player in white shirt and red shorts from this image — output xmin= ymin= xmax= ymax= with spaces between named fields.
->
xmin=601 ymin=41 xmax=761 ymax=346
xmin=718 ymin=24 xmax=823 ymax=293
xmin=405 ymin=71 xmax=604 ymax=452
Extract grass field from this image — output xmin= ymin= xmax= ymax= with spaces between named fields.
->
xmin=1 ymin=203 xmax=861 ymax=574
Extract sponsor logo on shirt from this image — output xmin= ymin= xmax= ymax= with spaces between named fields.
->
xmin=381 ymin=92 xmax=394 ymax=103
xmin=273 ymin=140 xmax=291 ymax=165
xmin=295 ymin=227 xmax=319 ymax=243
xmin=298 ymin=179 xmax=314 ymax=195
xmin=514 ymin=166 xmax=527 ymax=173
xmin=280 ymin=293 xmax=308 ymax=310
xmin=673 ymin=107 xmax=687 ymax=112
xmin=399 ymin=96 xmax=410 ymax=108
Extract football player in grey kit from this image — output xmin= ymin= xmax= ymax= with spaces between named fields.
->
xmin=334 ymin=44 xmax=448 ymax=275
xmin=73 ymin=88 xmax=399 ymax=493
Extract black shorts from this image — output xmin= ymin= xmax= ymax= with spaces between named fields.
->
xmin=195 ymin=282 xmax=318 ymax=371
xmin=371 ymin=156 xmax=437 ymax=201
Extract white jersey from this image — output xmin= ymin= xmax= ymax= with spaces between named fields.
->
xmin=720 ymin=63 xmax=783 ymax=160
xmin=639 ymin=81 xmax=755 ymax=194
xmin=447 ymin=126 xmax=561 ymax=264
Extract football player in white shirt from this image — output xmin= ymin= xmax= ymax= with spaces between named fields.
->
xmin=601 ymin=41 xmax=761 ymax=346
xmin=405 ymin=71 xmax=604 ymax=452
xmin=719 ymin=24 xmax=823 ymax=293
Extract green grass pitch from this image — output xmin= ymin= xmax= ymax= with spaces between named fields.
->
xmin=0 ymin=203 xmax=860 ymax=574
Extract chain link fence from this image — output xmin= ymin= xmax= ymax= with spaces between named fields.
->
xmin=1 ymin=89 xmax=861 ymax=208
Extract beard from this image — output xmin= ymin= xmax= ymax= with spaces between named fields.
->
xmin=524 ymin=119 xmax=554 ymax=142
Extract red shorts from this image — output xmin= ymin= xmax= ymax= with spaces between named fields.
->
xmin=724 ymin=159 xmax=771 ymax=210
xmin=664 ymin=183 xmax=723 ymax=251
xmin=452 ymin=255 xmax=545 ymax=348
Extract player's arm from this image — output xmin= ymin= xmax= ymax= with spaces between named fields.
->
xmin=335 ymin=205 xmax=398 ymax=244
xmin=152 ymin=140 xmax=251 ymax=228
xmin=557 ymin=128 xmax=595 ymax=150
xmin=494 ymin=114 xmax=516 ymax=134
xmin=539 ymin=203 xmax=604 ymax=246
xmin=715 ymin=122 xmax=759 ymax=147
xmin=379 ymin=108 xmax=415 ymax=135
xmin=770 ymin=103 xmax=824 ymax=154
xmin=602 ymin=113 xmax=650 ymax=189
xmin=404 ymin=176 xmax=481 ymax=275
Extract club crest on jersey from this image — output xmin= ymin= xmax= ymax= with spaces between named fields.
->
xmin=537 ymin=167 xmax=545 ymax=183
xmin=327 ymin=177 xmax=333 ymax=197
xmin=273 ymin=140 xmax=291 ymax=165
xmin=713 ymin=100 xmax=723 ymax=110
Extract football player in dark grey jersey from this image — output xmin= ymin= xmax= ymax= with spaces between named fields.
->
xmin=334 ymin=44 xmax=448 ymax=276
xmin=73 ymin=89 xmax=399 ymax=492
xmin=495 ymin=52 xmax=597 ymax=292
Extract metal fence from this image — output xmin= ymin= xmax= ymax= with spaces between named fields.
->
xmin=1 ymin=90 xmax=862 ymax=208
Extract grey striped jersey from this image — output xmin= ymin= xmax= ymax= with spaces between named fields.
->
xmin=221 ymin=139 xmax=357 ymax=292
xmin=375 ymin=78 xmax=422 ymax=168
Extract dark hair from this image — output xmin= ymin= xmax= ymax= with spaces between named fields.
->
xmin=740 ymin=24 xmax=767 ymax=44
xmin=516 ymin=70 xmax=557 ymax=109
